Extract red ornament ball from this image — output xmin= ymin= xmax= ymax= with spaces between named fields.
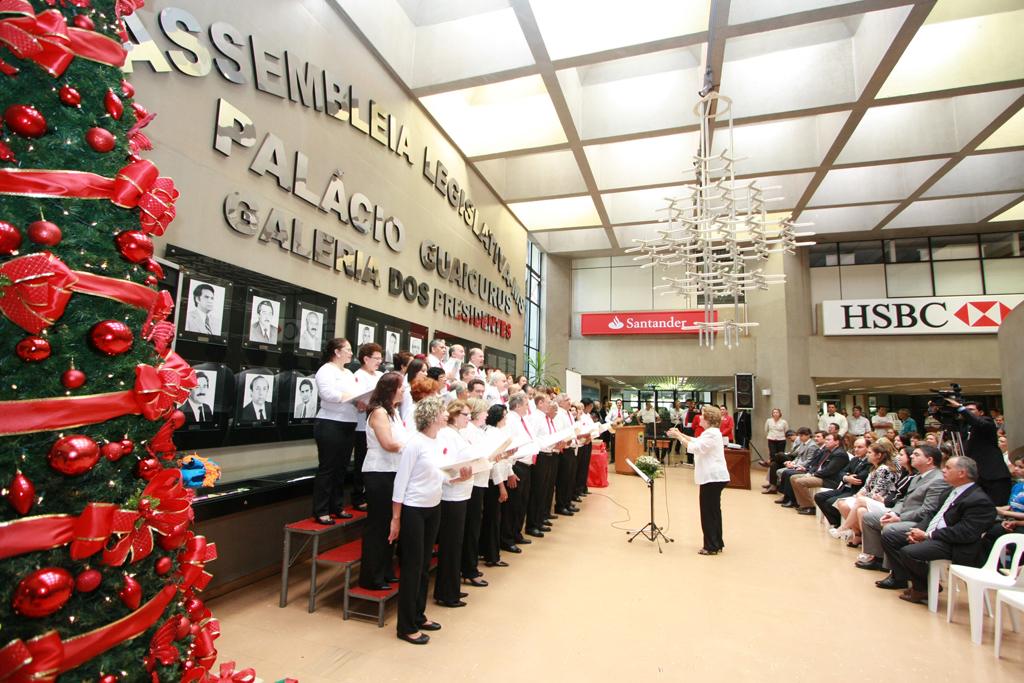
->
xmin=185 ymin=597 xmax=204 ymax=621
xmin=143 ymin=275 xmax=158 ymax=287
xmin=16 ymin=336 xmax=50 ymax=362
xmin=0 ymin=220 xmax=22 ymax=255
xmin=48 ymin=434 xmax=100 ymax=476
xmin=90 ymin=320 xmax=133 ymax=355
xmin=154 ymin=556 xmax=173 ymax=576
xmin=6 ymin=471 xmax=35 ymax=515
xmin=174 ymin=615 xmax=191 ymax=640
xmin=58 ymin=85 xmax=81 ymax=107
xmin=136 ymin=457 xmax=161 ymax=480
xmin=118 ymin=575 xmax=142 ymax=610
xmin=72 ymin=15 xmax=95 ymax=30
xmin=119 ymin=438 xmax=135 ymax=454
xmin=75 ymin=568 xmax=102 ymax=593
xmin=120 ymin=80 xmax=135 ymax=98
xmin=101 ymin=441 xmax=124 ymax=462
xmin=158 ymin=530 xmax=186 ymax=551
xmin=144 ymin=259 xmax=164 ymax=279
xmin=131 ymin=102 xmax=149 ymax=120
xmin=12 ymin=568 xmax=74 ymax=617
xmin=114 ymin=230 xmax=153 ymax=263
xmin=27 ymin=220 xmax=62 ymax=246
xmin=104 ymin=89 xmax=123 ymax=120
xmin=61 ymin=367 xmax=87 ymax=389
xmin=169 ymin=409 xmax=186 ymax=430
xmin=85 ymin=127 xmax=115 ymax=153
xmin=4 ymin=104 xmax=47 ymax=138
xmin=99 ymin=676 xmax=118 ymax=683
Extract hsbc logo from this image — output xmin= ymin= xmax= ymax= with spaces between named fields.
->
xmin=823 ymin=296 xmax=1022 ymax=336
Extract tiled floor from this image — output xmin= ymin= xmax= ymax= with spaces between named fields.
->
xmin=210 ymin=465 xmax=1023 ymax=682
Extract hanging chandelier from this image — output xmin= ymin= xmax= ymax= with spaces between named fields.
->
xmin=626 ymin=92 xmax=815 ymax=349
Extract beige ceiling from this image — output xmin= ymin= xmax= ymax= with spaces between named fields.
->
xmin=814 ymin=377 xmax=1003 ymax=395
xmin=332 ymin=0 xmax=1024 ymax=257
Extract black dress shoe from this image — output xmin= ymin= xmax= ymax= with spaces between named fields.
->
xmin=773 ymin=499 xmax=787 ymax=504
xmin=385 ymin=576 xmax=399 ymax=583
xmin=546 ymin=514 xmax=558 ymax=520
xmin=435 ymin=599 xmax=467 ymax=608
xmin=540 ymin=524 xmax=553 ymax=531
xmin=314 ymin=516 xmax=336 ymax=525
xmin=501 ymin=544 xmax=522 ymax=553
xmin=572 ymin=496 xmax=583 ymax=503
xmin=875 ymin=575 xmax=908 ymax=590
xmin=332 ymin=510 xmax=353 ymax=519
xmin=516 ymin=538 xmax=532 ymax=545
xmin=484 ymin=560 xmax=509 ymax=567
xmin=463 ymin=577 xmax=488 ymax=587
xmin=459 ymin=592 xmax=468 ymax=598
xmin=780 ymin=502 xmax=796 ymax=508
xmin=797 ymin=507 xmax=815 ymax=515
xmin=418 ymin=621 xmax=442 ymax=631
xmin=398 ymin=632 xmax=429 ymax=645
xmin=526 ymin=528 xmax=545 ymax=538
xmin=569 ymin=505 xmax=580 ymax=511
xmin=855 ymin=560 xmax=886 ymax=572
xmin=556 ymin=508 xmax=575 ymax=516
xmin=360 ymin=582 xmax=391 ymax=591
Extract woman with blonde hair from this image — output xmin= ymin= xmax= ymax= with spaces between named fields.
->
xmin=667 ymin=405 xmax=731 ymax=555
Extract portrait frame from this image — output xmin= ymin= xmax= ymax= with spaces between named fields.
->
xmin=408 ymin=334 xmax=423 ymax=356
xmin=288 ymin=372 xmax=319 ymax=424
xmin=355 ymin=318 xmax=377 ymax=348
xmin=234 ymin=368 xmax=278 ymax=426
xmin=383 ymin=325 xmax=402 ymax=366
xmin=242 ymin=288 xmax=286 ymax=351
xmin=176 ymin=272 xmax=231 ymax=346
xmin=294 ymin=301 xmax=328 ymax=358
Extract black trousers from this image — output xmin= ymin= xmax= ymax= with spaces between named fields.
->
xmin=605 ymin=433 xmax=615 ymax=462
xmin=699 ymin=481 xmax=728 ymax=552
xmin=777 ymin=468 xmax=803 ymax=502
xmin=312 ymin=419 xmax=354 ymax=517
xmin=461 ymin=486 xmax=486 ymax=579
xmin=359 ymin=471 xmax=396 ymax=587
xmin=396 ymin=504 xmax=440 ymax=636
xmin=434 ymin=499 xmax=468 ymax=602
xmin=555 ymin=449 xmax=576 ymax=511
xmin=814 ymin=489 xmax=851 ymax=528
xmin=504 ymin=461 xmax=530 ymax=544
xmin=768 ymin=452 xmax=791 ymax=487
xmin=682 ymin=428 xmax=695 ymax=463
xmin=527 ymin=454 xmax=555 ymax=531
xmin=575 ymin=443 xmax=592 ymax=495
xmin=892 ymin=538 xmax=955 ymax=591
xmin=768 ymin=440 xmax=787 ymax=460
xmin=480 ymin=482 xmax=502 ymax=563
xmin=544 ymin=452 xmax=559 ymax=518
xmin=349 ymin=430 xmax=368 ymax=507
xmin=979 ymin=477 xmax=1012 ymax=508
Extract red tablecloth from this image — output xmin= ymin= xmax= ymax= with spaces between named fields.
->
xmin=588 ymin=443 xmax=609 ymax=488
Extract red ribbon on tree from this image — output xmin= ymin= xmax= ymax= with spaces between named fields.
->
xmin=0 ymin=160 xmax=179 ymax=236
xmin=0 ymin=350 xmax=196 ymax=435
xmin=114 ymin=0 xmax=146 ymax=42
xmin=0 ymin=1 xmax=125 ymax=77
xmin=102 ymin=469 xmax=194 ymax=566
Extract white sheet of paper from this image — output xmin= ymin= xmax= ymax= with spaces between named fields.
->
xmin=342 ymin=387 xmax=375 ymax=405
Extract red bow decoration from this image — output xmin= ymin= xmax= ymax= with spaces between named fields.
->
xmin=127 ymin=107 xmax=157 ymax=158
xmin=177 ymin=534 xmax=217 ymax=594
xmin=115 ymin=0 xmax=145 ymax=42
xmin=134 ymin=352 xmax=196 ymax=421
xmin=144 ymin=618 xmax=179 ymax=674
xmin=143 ymin=288 xmax=174 ymax=337
xmin=0 ymin=251 xmax=75 ymax=334
xmin=212 ymin=662 xmax=257 ymax=683
xmin=147 ymin=415 xmax=180 ymax=460
xmin=111 ymin=160 xmax=178 ymax=236
xmin=0 ymin=631 xmax=63 ymax=683
xmin=0 ymin=1 xmax=125 ymax=77
xmin=103 ymin=469 xmax=193 ymax=566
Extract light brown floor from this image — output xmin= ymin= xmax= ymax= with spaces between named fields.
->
xmin=210 ymin=465 xmax=1023 ymax=682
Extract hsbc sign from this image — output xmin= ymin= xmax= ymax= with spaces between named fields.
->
xmin=822 ymin=296 xmax=1023 ymax=336
xmin=580 ymin=310 xmax=713 ymax=335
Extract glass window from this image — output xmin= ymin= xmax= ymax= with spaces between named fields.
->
xmin=930 ymin=234 xmax=979 ymax=261
xmin=523 ymin=241 xmax=543 ymax=383
xmin=983 ymin=259 xmax=1024 ymax=294
xmin=839 ymin=241 xmax=883 ymax=265
xmin=884 ymin=238 xmax=929 ymax=263
xmin=885 ymin=262 xmax=933 ymax=297
xmin=933 ymin=260 xmax=983 ymax=295
xmin=980 ymin=231 xmax=1022 ymax=259
xmin=809 ymin=243 xmax=838 ymax=267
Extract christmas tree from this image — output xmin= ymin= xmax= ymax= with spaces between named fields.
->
xmin=0 ymin=1 xmax=243 ymax=680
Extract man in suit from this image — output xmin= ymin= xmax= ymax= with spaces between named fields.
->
xmin=185 ymin=283 xmax=219 ymax=335
xmin=814 ymin=436 xmax=872 ymax=526
xmin=183 ymin=372 xmax=214 ymax=424
xmin=249 ymin=300 xmax=278 ymax=344
xmin=298 ymin=311 xmax=321 ymax=351
xmin=949 ymin=399 xmax=1012 ymax=505
xmin=776 ymin=430 xmax=827 ymax=506
xmin=877 ymin=456 xmax=996 ymax=603
xmin=293 ymin=379 xmax=316 ymax=419
xmin=733 ymin=409 xmax=752 ymax=448
xmin=791 ymin=433 xmax=850 ymax=514
xmin=856 ymin=444 xmax=949 ymax=571
xmin=241 ymin=375 xmax=273 ymax=422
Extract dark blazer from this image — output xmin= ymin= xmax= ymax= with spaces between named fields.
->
xmin=832 ymin=456 xmax=872 ymax=494
xmin=183 ymin=402 xmax=213 ymax=424
xmin=927 ymin=483 xmax=997 ymax=567
xmin=733 ymin=411 xmax=752 ymax=447
xmin=241 ymin=401 xmax=274 ymax=422
xmin=809 ymin=447 xmax=850 ymax=488
xmin=960 ymin=411 xmax=1009 ymax=483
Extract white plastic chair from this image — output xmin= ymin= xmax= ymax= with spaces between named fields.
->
xmin=947 ymin=533 xmax=1024 ymax=644
xmin=928 ymin=559 xmax=950 ymax=613
xmin=994 ymin=589 xmax=1024 ymax=658
xmin=811 ymin=487 xmax=828 ymax=526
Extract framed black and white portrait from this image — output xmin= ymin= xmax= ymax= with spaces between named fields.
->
xmin=177 ymin=273 xmax=231 ymax=345
xmin=235 ymin=369 xmax=276 ymax=424
xmin=291 ymin=375 xmax=318 ymax=421
xmin=182 ymin=369 xmax=217 ymax=426
xmin=356 ymin=318 xmax=377 ymax=348
xmin=384 ymin=326 xmax=402 ymax=363
xmin=296 ymin=302 xmax=327 ymax=357
xmin=409 ymin=335 xmax=423 ymax=356
xmin=243 ymin=289 xmax=286 ymax=351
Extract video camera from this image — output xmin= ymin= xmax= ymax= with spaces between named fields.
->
xmin=928 ymin=382 xmax=964 ymax=430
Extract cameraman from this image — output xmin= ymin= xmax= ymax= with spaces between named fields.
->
xmin=946 ymin=398 xmax=1012 ymax=504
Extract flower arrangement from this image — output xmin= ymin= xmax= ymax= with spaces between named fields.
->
xmin=635 ymin=455 xmax=663 ymax=479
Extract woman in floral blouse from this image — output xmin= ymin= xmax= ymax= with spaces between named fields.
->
xmin=831 ymin=439 xmax=903 ymax=546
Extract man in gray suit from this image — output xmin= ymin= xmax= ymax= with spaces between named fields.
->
xmin=855 ymin=444 xmax=949 ymax=571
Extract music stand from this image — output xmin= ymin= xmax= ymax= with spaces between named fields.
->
xmin=625 ymin=459 xmax=674 ymax=552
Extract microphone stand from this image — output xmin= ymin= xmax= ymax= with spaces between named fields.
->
xmin=626 ymin=460 xmax=674 ymax=553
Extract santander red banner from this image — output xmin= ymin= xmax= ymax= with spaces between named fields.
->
xmin=580 ymin=310 xmax=716 ymax=336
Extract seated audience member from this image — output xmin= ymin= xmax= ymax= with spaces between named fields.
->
xmin=831 ymin=440 xmax=901 ymax=543
xmin=856 ymin=444 xmax=949 ymax=571
xmin=981 ymin=450 xmax=1024 ymax=553
xmin=763 ymin=428 xmax=804 ymax=493
xmin=788 ymin=433 xmax=849 ymax=514
xmin=815 ymin=437 xmax=871 ymax=527
xmin=772 ymin=429 xmax=822 ymax=501
xmin=877 ymin=456 xmax=997 ymax=603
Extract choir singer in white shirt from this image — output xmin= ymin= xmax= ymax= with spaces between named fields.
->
xmin=667 ymin=405 xmax=731 ymax=555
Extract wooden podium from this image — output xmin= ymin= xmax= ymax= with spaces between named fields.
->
xmin=614 ymin=425 xmax=645 ymax=475
xmin=725 ymin=448 xmax=751 ymax=490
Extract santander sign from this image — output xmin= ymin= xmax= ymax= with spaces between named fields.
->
xmin=580 ymin=310 xmax=714 ymax=336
